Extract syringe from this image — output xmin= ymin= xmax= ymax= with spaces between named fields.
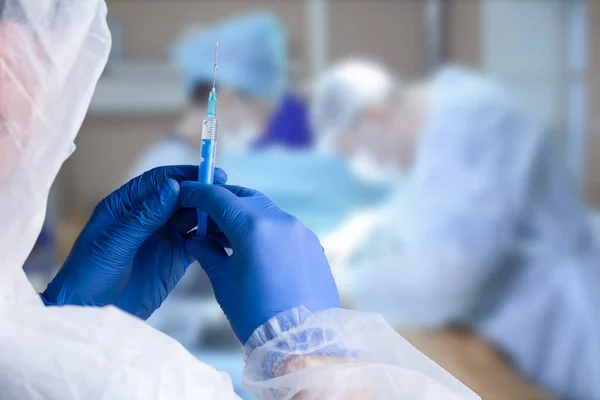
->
xmin=197 ymin=42 xmax=219 ymax=238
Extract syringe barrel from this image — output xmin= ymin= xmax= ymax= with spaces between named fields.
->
xmin=201 ymin=115 xmax=218 ymax=140
xmin=197 ymin=116 xmax=219 ymax=237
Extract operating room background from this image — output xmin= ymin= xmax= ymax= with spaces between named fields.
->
xmin=32 ymin=0 xmax=594 ymax=398
xmin=51 ymin=0 xmax=597 ymax=216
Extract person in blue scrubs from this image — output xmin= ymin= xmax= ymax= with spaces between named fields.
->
xmin=130 ymin=12 xmax=313 ymax=182
xmin=254 ymin=91 xmax=313 ymax=150
xmin=173 ymin=12 xmax=312 ymax=152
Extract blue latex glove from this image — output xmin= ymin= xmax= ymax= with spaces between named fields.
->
xmin=180 ymin=183 xmax=340 ymax=343
xmin=43 ymin=165 xmax=227 ymax=319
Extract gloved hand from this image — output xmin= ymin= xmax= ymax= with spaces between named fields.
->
xmin=180 ymin=183 xmax=340 ymax=343
xmin=43 ymin=165 xmax=227 ymax=319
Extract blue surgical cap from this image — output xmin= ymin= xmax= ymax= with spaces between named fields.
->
xmin=174 ymin=12 xmax=288 ymax=101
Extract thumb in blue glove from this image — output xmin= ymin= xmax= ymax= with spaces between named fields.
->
xmin=181 ymin=183 xmax=340 ymax=343
xmin=43 ymin=166 xmax=227 ymax=320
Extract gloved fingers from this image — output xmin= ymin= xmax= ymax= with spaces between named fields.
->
xmin=182 ymin=218 xmax=225 ymax=241
xmin=104 ymin=179 xmax=181 ymax=251
xmin=206 ymin=217 xmax=223 ymax=234
xmin=149 ymin=165 xmax=226 ymax=187
xmin=186 ymin=237 xmax=229 ymax=278
xmin=146 ymin=165 xmax=200 ymax=185
xmin=96 ymin=166 xmax=197 ymax=220
xmin=180 ymin=182 xmax=248 ymax=239
xmin=154 ymin=234 xmax=192 ymax=297
xmin=172 ymin=210 xmax=227 ymax=240
xmin=206 ymin=230 xmax=231 ymax=249
xmin=168 ymin=208 xmax=197 ymax=235
xmin=220 ymin=184 xmax=264 ymax=198
xmin=222 ymin=184 xmax=285 ymax=216
xmin=95 ymin=166 xmax=226 ymax=221
xmin=213 ymin=167 xmax=228 ymax=185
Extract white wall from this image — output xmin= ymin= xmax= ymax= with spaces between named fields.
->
xmin=482 ymin=0 xmax=563 ymax=125
xmin=482 ymin=0 xmax=588 ymax=184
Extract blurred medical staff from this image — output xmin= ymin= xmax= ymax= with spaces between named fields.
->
xmin=175 ymin=12 xmax=280 ymax=151
xmin=312 ymin=59 xmax=600 ymax=400
xmin=175 ymin=12 xmax=313 ymax=151
xmin=130 ymin=12 xmax=312 ymax=176
xmin=254 ymin=91 xmax=313 ymax=149
xmin=131 ymin=12 xmax=313 ymax=178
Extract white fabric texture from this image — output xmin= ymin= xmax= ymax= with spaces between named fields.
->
xmin=243 ymin=307 xmax=480 ymax=400
xmin=350 ymin=67 xmax=600 ymax=399
xmin=0 ymin=306 xmax=238 ymax=400
xmin=0 ymin=0 xmax=111 ymax=304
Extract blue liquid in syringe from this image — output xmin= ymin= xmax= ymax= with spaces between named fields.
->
xmin=197 ymin=88 xmax=218 ymax=237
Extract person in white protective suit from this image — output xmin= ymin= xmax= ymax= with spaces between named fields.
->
xmin=311 ymin=59 xmax=600 ymax=400
xmin=0 ymin=2 xmax=481 ymax=399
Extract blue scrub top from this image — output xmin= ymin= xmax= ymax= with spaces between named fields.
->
xmin=254 ymin=92 xmax=313 ymax=150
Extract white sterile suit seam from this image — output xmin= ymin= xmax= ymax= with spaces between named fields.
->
xmin=0 ymin=1 xmax=479 ymax=399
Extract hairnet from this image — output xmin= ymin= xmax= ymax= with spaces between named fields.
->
xmin=311 ymin=59 xmax=397 ymax=139
xmin=174 ymin=12 xmax=288 ymax=101
xmin=0 ymin=0 xmax=111 ymax=303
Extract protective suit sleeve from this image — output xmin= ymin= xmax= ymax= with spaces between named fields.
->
xmin=351 ymin=69 xmax=546 ymax=326
xmin=242 ymin=306 xmax=480 ymax=399
xmin=0 ymin=304 xmax=241 ymax=400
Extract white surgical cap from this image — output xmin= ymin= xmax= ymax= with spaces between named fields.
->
xmin=174 ymin=12 xmax=288 ymax=101
xmin=311 ymin=59 xmax=397 ymax=138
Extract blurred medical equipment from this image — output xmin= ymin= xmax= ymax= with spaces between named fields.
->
xmin=197 ymin=43 xmax=220 ymax=238
xmin=315 ymin=63 xmax=600 ymax=399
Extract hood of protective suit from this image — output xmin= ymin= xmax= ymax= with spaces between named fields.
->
xmin=0 ymin=3 xmax=241 ymax=399
xmin=0 ymin=0 xmax=110 ymax=304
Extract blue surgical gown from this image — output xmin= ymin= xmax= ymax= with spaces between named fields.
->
xmin=254 ymin=92 xmax=313 ymax=150
xmin=352 ymin=67 xmax=600 ymax=400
